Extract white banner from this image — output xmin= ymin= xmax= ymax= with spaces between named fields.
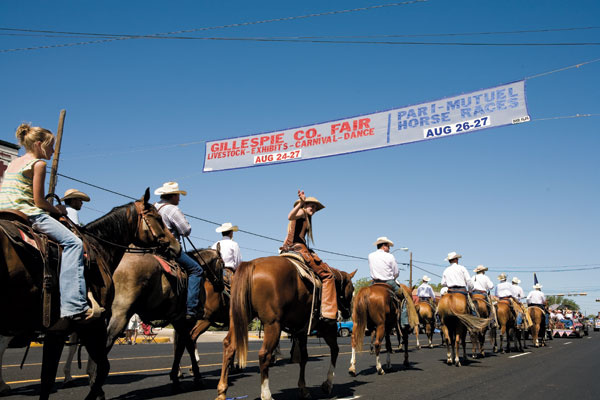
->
xmin=203 ymin=81 xmax=529 ymax=172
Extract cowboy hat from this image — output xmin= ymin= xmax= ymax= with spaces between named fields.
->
xmin=512 ymin=277 xmax=521 ymax=284
xmin=216 ymin=222 xmax=239 ymax=233
xmin=533 ymin=283 xmax=543 ymax=289
xmin=154 ymin=182 xmax=187 ymax=196
xmin=445 ymin=251 xmax=462 ymax=261
xmin=373 ymin=236 xmax=394 ymax=247
xmin=422 ymin=275 xmax=431 ymax=282
xmin=293 ymin=196 xmax=325 ymax=211
xmin=61 ymin=189 xmax=90 ymax=202
xmin=473 ymin=265 xmax=488 ymax=273
xmin=497 ymin=273 xmax=507 ymax=281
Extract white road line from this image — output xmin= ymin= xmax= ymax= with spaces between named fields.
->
xmin=509 ymin=352 xmax=531 ymax=358
xmin=337 ymin=397 xmax=361 ymax=400
xmin=564 ymin=341 xmax=572 ymax=345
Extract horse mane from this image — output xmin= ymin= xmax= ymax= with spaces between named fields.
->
xmin=189 ymin=248 xmax=224 ymax=290
xmin=84 ymin=203 xmax=135 ymax=239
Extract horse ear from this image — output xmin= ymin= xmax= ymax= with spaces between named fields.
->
xmin=143 ymin=187 xmax=150 ymax=204
xmin=217 ymin=242 xmax=221 ymax=254
xmin=349 ymin=269 xmax=357 ymax=279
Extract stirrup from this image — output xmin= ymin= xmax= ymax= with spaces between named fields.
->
xmin=86 ymin=291 xmax=105 ymax=321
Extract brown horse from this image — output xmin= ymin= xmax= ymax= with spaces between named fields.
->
xmin=348 ymin=283 xmax=413 ymax=376
xmin=414 ymin=300 xmax=436 ymax=349
xmin=527 ymin=305 xmax=546 ymax=348
xmin=215 ymin=256 xmax=356 ymax=400
xmin=470 ymin=293 xmax=492 ymax=358
xmin=493 ymin=299 xmax=522 ymax=353
xmin=437 ymin=292 xmax=489 ymax=366
xmin=0 ymin=189 xmax=180 ymax=400
xmin=98 ymin=247 xmax=225 ymax=390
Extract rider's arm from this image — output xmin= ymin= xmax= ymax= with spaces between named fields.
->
xmin=32 ymin=160 xmax=66 ymax=215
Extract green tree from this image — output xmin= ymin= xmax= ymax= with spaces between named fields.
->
xmin=353 ymin=277 xmax=372 ymax=295
xmin=546 ymin=295 xmax=580 ymax=310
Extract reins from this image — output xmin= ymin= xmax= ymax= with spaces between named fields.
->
xmin=184 ymin=236 xmax=222 ymax=286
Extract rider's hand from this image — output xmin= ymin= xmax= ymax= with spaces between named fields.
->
xmin=55 ymin=204 xmax=68 ymax=216
xmin=297 ymin=190 xmax=306 ymax=203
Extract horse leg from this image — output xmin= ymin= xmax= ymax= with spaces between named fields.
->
xmin=258 ymin=322 xmax=281 ymax=400
xmin=396 ymin=322 xmax=403 ymax=351
xmin=384 ymin=332 xmax=393 ymax=371
xmin=373 ymin=324 xmax=384 ymax=375
xmin=401 ymin=326 xmax=409 ymax=368
xmin=63 ymin=333 xmax=78 ymax=387
xmin=0 ymin=336 xmax=13 ymax=395
xmin=348 ymin=326 xmax=358 ymax=377
xmin=442 ymin=324 xmax=452 ymax=365
xmin=414 ymin=325 xmax=421 ymax=349
xmin=461 ymin=330 xmax=467 ymax=364
xmin=296 ymin=333 xmax=310 ymax=400
xmin=184 ymin=319 xmax=210 ymax=377
xmin=215 ymin=331 xmax=236 ymax=400
xmin=427 ymin=322 xmax=434 ymax=348
xmin=319 ymin=321 xmax=339 ymax=396
xmin=39 ymin=331 xmax=66 ymax=400
xmin=79 ymin=323 xmax=109 ymax=400
xmin=180 ymin=323 xmax=204 ymax=389
xmin=454 ymin=330 xmax=461 ymax=367
xmin=169 ymin=324 xmax=190 ymax=392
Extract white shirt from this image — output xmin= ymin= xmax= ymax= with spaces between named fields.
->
xmin=441 ymin=263 xmax=472 ymax=289
xmin=526 ymin=290 xmax=546 ymax=305
xmin=368 ymin=249 xmax=398 ymax=281
xmin=212 ymin=237 xmax=242 ymax=270
xmin=470 ymin=273 xmax=494 ymax=293
xmin=511 ymin=284 xmax=524 ymax=300
xmin=555 ymin=312 xmax=564 ymax=320
xmin=495 ymin=281 xmax=513 ymax=297
xmin=66 ymin=206 xmax=81 ymax=226
xmin=417 ymin=283 xmax=435 ymax=298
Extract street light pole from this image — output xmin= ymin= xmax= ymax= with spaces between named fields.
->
xmin=409 ymin=251 xmax=413 ymax=288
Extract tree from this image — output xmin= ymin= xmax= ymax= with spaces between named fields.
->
xmin=546 ymin=295 xmax=580 ymax=310
xmin=353 ymin=277 xmax=371 ymax=295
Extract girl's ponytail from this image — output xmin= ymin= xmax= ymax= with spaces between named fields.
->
xmin=15 ymin=123 xmax=31 ymax=146
xmin=14 ymin=123 xmax=54 ymax=151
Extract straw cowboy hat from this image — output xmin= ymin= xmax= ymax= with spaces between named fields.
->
xmin=216 ymin=222 xmax=239 ymax=233
xmin=154 ymin=182 xmax=187 ymax=196
xmin=497 ymin=273 xmax=507 ymax=281
xmin=445 ymin=251 xmax=462 ymax=261
xmin=422 ymin=275 xmax=431 ymax=282
xmin=533 ymin=283 xmax=543 ymax=289
xmin=512 ymin=277 xmax=521 ymax=284
xmin=373 ymin=236 xmax=394 ymax=247
xmin=293 ymin=196 xmax=325 ymax=211
xmin=61 ymin=189 xmax=90 ymax=202
xmin=474 ymin=265 xmax=488 ymax=273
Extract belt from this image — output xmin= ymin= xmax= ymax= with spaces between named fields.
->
xmin=449 ymin=286 xmax=466 ymax=290
xmin=472 ymin=290 xmax=487 ymax=295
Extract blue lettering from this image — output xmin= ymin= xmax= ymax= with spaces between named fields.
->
xmin=509 ymin=99 xmax=519 ymax=108
xmin=398 ymin=111 xmax=407 ymax=120
xmin=473 ymin=94 xmax=483 ymax=104
xmin=418 ymin=107 xmax=428 ymax=116
xmin=496 ymin=89 xmax=506 ymax=100
xmin=461 ymin=109 xmax=472 ymax=118
xmin=473 ymin=105 xmax=486 ymax=116
xmin=497 ymin=100 xmax=507 ymax=110
xmin=398 ymin=119 xmax=408 ymax=130
xmin=484 ymin=92 xmax=495 ymax=102
xmin=441 ymin=112 xmax=450 ymax=122
xmin=460 ymin=97 xmax=472 ymax=107
xmin=508 ymin=88 xmax=518 ymax=98
xmin=484 ymin=103 xmax=496 ymax=113
xmin=407 ymin=109 xmax=417 ymax=119
xmin=447 ymin=100 xmax=461 ymax=110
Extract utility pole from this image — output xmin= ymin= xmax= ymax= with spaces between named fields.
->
xmin=47 ymin=109 xmax=66 ymax=204
xmin=409 ymin=251 xmax=413 ymax=288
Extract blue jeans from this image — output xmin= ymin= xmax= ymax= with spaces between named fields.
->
xmin=30 ymin=213 xmax=87 ymax=318
xmin=177 ymin=252 xmax=204 ymax=316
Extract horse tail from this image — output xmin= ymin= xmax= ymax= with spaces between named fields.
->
xmin=231 ymin=260 xmax=254 ymax=368
xmin=352 ymin=287 xmax=369 ymax=352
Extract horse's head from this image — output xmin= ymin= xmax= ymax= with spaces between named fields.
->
xmin=133 ymin=188 xmax=181 ymax=257
xmin=336 ymin=269 xmax=357 ymax=320
xmin=192 ymin=246 xmax=226 ymax=291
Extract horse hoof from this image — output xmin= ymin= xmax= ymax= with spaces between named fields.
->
xmin=299 ymin=387 xmax=312 ymax=399
xmin=194 ymin=377 xmax=205 ymax=389
xmin=348 ymin=368 xmax=357 ymax=377
xmin=429 ymin=344 xmax=433 ymax=349
xmin=0 ymin=382 xmax=11 ymax=395
xmin=320 ymin=381 xmax=333 ymax=395
xmin=403 ymin=360 xmax=410 ymax=368
xmin=455 ymin=362 xmax=461 ymax=367
xmin=417 ymin=345 xmax=421 ymax=350
xmin=447 ymin=359 xmax=453 ymax=365
xmin=62 ymin=379 xmax=76 ymax=389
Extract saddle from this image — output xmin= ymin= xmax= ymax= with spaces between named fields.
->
xmin=153 ymin=254 xmax=188 ymax=296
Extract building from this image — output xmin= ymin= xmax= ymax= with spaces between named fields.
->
xmin=0 ymin=139 xmax=20 ymax=185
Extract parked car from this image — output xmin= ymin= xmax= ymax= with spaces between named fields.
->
xmin=553 ymin=319 xmax=585 ymax=338
xmin=594 ymin=318 xmax=600 ymax=332
xmin=337 ymin=321 xmax=353 ymax=337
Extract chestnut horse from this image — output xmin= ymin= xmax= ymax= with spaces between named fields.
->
xmin=99 ymin=248 xmax=224 ymax=390
xmin=215 ymin=256 xmax=356 ymax=400
xmin=437 ymin=292 xmax=489 ymax=366
xmin=527 ymin=305 xmax=546 ymax=348
xmin=470 ymin=293 xmax=492 ymax=358
xmin=493 ymin=299 xmax=522 ymax=353
xmin=0 ymin=189 xmax=180 ymax=400
xmin=348 ymin=283 xmax=413 ymax=376
xmin=414 ymin=300 xmax=436 ymax=349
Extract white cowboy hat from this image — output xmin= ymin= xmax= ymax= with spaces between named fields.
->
xmin=473 ymin=265 xmax=488 ymax=273
xmin=61 ymin=189 xmax=90 ymax=202
xmin=512 ymin=277 xmax=521 ymax=284
xmin=154 ymin=182 xmax=187 ymax=196
xmin=422 ymin=275 xmax=431 ymax=282
xmin=216 ymin=222 xmax=239 ymax=233
xmin=373 ymin=236 xmax=394 ymax=247
xmin=497 ymin=273 xmax=507 ymax=281
xmin=445 ymin=251 xmax=462 ymax=261
xmin=293 ymin=196 xmax=325 ymax=211
xmin=533 ymin=283 xmax=543 ymax=289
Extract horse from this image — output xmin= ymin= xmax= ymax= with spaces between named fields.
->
xmin=214 ymin=256 xmax=356 ymax=400
xmin=0 ymin=188 xmax=180 ymax=400
xmin=348 ymin=283 xmax=413 ymax=376
xmin=470 ymin=292 xmax=492 ymax=358
xmin=99 ymin=247 xmax=225 ymax=390
xmin=414 ymin=299 xmax=436 ymax=349
xmin=493 ymin=299 xmax=522 ymax=353
xmin=437 ymin=291 xmax=489 ymax=366
xmin=527 ymin=305 xmax=546 ymax=348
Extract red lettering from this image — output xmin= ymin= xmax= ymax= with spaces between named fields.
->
xmin=340 ymin=122 xmax=351 ymax=133
xmin=359 ymin=118 xmax=371 ymax=129
xmin=294 ymin=130 xmax=304 ymax=140
xmin=331 ymin=123 xmax=341 ymax=134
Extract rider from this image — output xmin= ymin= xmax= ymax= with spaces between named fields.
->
xmin=511 ymin=277 xmax=531 ymax=328
xmin=416 ymin=275 xmax=436 ymax=308
xmin=441 ymin=251 xmax=476 ymax=315
xmin=154 ymin=181 xmax=205 ymax=321
xmin=526 ymin=283 xmax=546 ymax=309
xmin=470 ymin=265 xmax=497 ymax=326
xmin=61 ymin=189 xmax=90 ymax=226
xmin=212 ymin=222 xmax=242 ymax=275
xmin=368 ymin=236 xmax=399 ymax=291
xmin=0 ymin=123 xmax=96 ymax=321
xmin=282 ymin=190 xmax=337 ymax=323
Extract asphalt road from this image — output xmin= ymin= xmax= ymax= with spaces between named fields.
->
xmin=2 ymin=331 xmax=599 ymax=400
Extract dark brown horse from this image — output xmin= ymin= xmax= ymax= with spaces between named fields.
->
xmin=470 ymin=293 xmax=492 ymax=358
xmin=348 ymin=283 xmax=413 ymax=376
xmin=437 ymin=292 xmax=489 ymax=366
xmin=215 ymin=256 xmax=355 ymax=400
xmin=414 ymin=299 xmax=436 ymax=349
xmin=100 ymin=247 xmax=224 ymax=390
xmin=527 ymin=305 xmax=546 ymax=348
xmin=493 ymin=299 xmax=522 ymax=353
xmin=0 ymin=189 xmax=180 ymax=400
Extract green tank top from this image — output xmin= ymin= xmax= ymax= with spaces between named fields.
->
xmin=0 ymin=158 xmax=46 ymax=216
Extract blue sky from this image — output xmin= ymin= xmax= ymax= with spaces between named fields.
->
xmin=1 ymin=1 xmax=599 ymax=313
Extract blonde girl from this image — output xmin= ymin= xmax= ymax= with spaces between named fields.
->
xmin=0 ymin=123 xmax=91 ymax=321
